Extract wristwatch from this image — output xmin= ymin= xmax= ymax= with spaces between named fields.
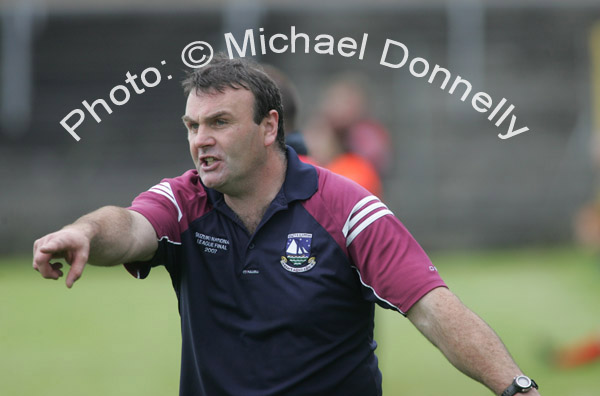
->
xmin=501 ymin=375 xmax=538 ymax=396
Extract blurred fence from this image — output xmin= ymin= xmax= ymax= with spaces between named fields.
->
xmin=1 ymin=1 xmax=600 ymax=253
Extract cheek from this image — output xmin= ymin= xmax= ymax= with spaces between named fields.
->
xmin=188 ymin=140 xmax=198 ymax=164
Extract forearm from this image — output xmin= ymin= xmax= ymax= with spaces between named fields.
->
xmin=429 ymin=304 xmax=520 ymax=393
xmin=408 ymin=288 xmax=540 ymax=395
xmin=66 ymin=206 xmax=151 ymax=266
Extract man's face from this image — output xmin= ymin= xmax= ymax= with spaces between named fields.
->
xmin=183 ymin=88 xmax=273 ymax=195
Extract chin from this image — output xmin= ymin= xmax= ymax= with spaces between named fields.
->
xmin=198 ymin=174 xmax=223 ymax=190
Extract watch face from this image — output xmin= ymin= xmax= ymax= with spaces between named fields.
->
xmin=515 ymin=376 xmax=532 ymax=388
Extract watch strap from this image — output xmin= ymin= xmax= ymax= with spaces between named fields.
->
xmin=501 ymin=383 xmax=520 ymax=396
xmin=501 ymin=376 xmax=538 ymax=396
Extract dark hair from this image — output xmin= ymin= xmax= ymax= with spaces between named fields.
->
xmin=182 ymin=54 xmax=285 ymax=152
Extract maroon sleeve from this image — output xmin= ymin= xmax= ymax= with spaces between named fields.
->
xmin=345 ymin=201 xmax=447 ymax=314
xmin=128 ymin=181 xmax=184 ymax=245
xmin=307 ymin=168 xmax=447 ymax=315
xmin=123 ymin=170 xmax=207 ymax=278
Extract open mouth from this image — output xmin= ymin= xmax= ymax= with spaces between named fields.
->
xmin=200 ymin=156 xmax=219 ymax=170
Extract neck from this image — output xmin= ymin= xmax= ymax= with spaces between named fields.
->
xmin=224 ymin=150 xmax=287 ymax=232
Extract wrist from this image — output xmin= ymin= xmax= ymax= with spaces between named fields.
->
xmin=67 ymin=218 xmax=100 ymax=241
xmin=500 ymin=375 xmax=538 ymax=396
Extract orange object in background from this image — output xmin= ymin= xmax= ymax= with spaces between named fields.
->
xmin=553 ymin=333 xmax=600 ymax=369
xmin=325 ymin=152 xmax=382 ymax=198
xmin=298 ymin=154 xmax=318 ymax=166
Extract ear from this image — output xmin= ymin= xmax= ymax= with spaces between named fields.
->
xmin=261 ymin=109 xmax=279 ymax=147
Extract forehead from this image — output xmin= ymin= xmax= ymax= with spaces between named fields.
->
xmin=185 ymin=87 xmax=255 ymax=119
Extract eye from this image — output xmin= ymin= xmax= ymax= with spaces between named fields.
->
xmin=188 ymin=122 xmax=199 ymax=132
xmin=213 ymin=118 xmax=228 ymax=127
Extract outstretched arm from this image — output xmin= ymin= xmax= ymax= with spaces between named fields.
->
xmin=407 ymin=287 xmax=540 ymax=396
xmin=33 ymin=206 xmax=157 ymax=288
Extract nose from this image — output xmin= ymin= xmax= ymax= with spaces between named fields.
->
xmin=189 ymin=127 xmax=216 ymax=166
xmin=191 ymin=126 xmax=216 ymax=149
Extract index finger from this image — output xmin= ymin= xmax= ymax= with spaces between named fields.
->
xmin=65 ymin=251 xmax=88 ymax=288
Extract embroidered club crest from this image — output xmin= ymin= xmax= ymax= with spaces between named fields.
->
xmin=280 ymin=233 xmax=317 ymax=273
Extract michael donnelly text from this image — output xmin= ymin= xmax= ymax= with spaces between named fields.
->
xmin=225 ymin=27 xmax=530 ymax=140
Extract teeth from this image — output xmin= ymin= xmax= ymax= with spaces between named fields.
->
xmin=205 ymin=157 xmax=214 ymax=165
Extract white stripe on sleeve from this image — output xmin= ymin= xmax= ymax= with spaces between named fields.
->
xmin=343 ymin=195 xmax=393 ymax=247
xmin=152 ymin=183 xmax=176 ymax=199
xmin=148 ymin=182 xmax=183 ymax=222
xmin=346 ymin=209 xmax=394 ymax=247
xmin=342 ymin=195 xmax=379 ymax=237
xmin=345 ymin=202 xmax=387 ymax=233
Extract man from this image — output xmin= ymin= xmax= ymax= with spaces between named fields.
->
xmin=33 ymin=55 xmax=540 ymax=396
xmin=303 ymin=75 xmax=384 ymax=197
xmin=314 ymin=74 xmax=392 ymax=176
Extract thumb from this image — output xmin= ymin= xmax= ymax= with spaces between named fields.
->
xmin=39 ymin=237 xmax=70 ymax=257
xmin=39 ymin=239 xmax=61 ymax=253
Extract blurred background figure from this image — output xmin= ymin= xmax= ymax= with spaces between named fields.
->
xmin=573 ymin=200 xmax=600 ymax=250
xmin=551 ymin=76 xmax=600 ymax=369
xmin=573 ymin=119 xmax=600 ymax=250
xmin=304 ymin=74 xmax=391 ymax=197
xmin=304 ymin=117 xmax=383 ymax=197
xmin=317 ymin=74 xmax=392 ymax=176
xmin=264 ymin=65 xmax=385 ymax=197
xmin=262 ymin=64 xmax=312 ymax=162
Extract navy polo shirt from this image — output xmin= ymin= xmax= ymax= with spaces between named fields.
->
xmin=126 ymin=147 xmax=446 ymax=396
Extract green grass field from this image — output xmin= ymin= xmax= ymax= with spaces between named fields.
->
xmin=2 ymin=246 xmax=599 ymax=395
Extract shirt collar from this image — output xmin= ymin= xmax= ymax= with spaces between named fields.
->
xmin=282 ymin=145 xmax=318 ymax=202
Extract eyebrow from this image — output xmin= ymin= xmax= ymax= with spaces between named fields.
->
xmin=181 ymin=115 xmax=195 ymax=124
xmin=181 ymin=111 xmax=231 ymax=125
